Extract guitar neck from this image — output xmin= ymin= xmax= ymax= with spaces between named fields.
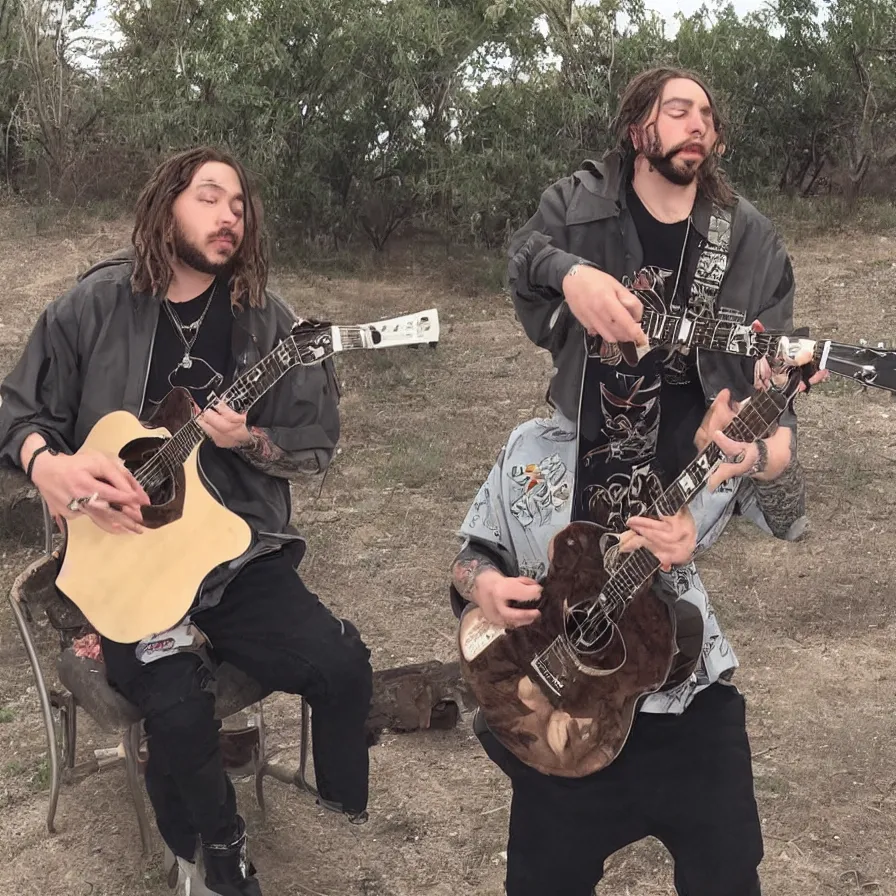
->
xmin=640 ymin=307 xmax=811 ymax=361
xmin=600 ymin=383 xmax=793 ymax=605
xmin=641 ymin=307 xmax=896 ymax=393
xmin=135 ymin=347 xmax=300 ymax=482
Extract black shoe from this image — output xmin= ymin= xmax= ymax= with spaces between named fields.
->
xmin=201 ymin=816 xmax=262 ymax=896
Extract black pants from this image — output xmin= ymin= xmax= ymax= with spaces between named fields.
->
xmin=478 ymin=683 xmax=763 ymax=896
xmin=102 ymin=551 xmax=373 ymax=860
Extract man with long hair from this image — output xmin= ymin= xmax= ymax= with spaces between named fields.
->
xmin=450 ymin=68 xmax=823 ymax=894
xmin=0 ymin=148 xmax=373 ymax=896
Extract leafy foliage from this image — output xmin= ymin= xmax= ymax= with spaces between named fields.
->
xmin=1 ymin=0 xmax=894 ymax=247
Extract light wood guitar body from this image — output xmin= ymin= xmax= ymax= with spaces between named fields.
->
xmin=57 ymin=391 xmax=251 ymax=644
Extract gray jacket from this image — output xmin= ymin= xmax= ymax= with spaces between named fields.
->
xmin=508 ymin=152 xmax=798 ymax=431
xmin=0 ymin=252 xmax=340 ymax=604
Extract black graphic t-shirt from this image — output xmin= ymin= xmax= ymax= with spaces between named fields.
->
xmin=573 ymin=184 xmax=711 ymax=527
xmin=142 ymin=280 xmax=235 ymax=417
xmin=627 ymin=184 xmax=710 ymax=481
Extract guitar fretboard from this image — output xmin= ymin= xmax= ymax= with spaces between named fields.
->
xmin=594 ymin=384 xmax=792 ymax=611
xmin=638 ymin=306 xmax=824 ymax=365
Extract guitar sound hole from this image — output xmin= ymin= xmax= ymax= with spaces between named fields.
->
xmin=118 ymin=437 xmax=186 ymax=526
xmin=122 ymin=450 xmax=174 ymax=506
xmin=144 ymin=472 xmax=175 ymax=507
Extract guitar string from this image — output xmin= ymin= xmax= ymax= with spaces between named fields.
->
xmin=638 ymin=306 xmax=824 ymax=364
xmin=570 ymin=390 xmax=790 ymax=646
xmin=572 ymin=404 xmax=770 ymax=644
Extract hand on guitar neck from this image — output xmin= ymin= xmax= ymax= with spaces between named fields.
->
xmin=750 ymin=320 xmax=829 ymax=392
xmin=619 ymin=506 xmax=697 ymax=572
xmin=694 ymin=387 xmax=796 ymax=491
xmin=21 ymin=433 xmax=148 ymax=535
xmin=191 ymin=397 xmax=252 ymax=449
xmin=453 ymin=502 xmax=696 ymax=632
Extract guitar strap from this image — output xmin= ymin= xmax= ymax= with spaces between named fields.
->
xmin=686 ymin=203 xmax=733 ymax=322
xmin=663 ymin=203 xmax=734 ymax=384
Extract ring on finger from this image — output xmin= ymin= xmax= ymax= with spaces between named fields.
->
xmin=66 ymin=493 xmax=98 ymax=513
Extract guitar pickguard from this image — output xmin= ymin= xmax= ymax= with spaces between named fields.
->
xmin=459 ymin=611 xmax=505 ymax=662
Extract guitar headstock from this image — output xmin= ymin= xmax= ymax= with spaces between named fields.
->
xmin=823 ymin=342 xmax=896 ymax=394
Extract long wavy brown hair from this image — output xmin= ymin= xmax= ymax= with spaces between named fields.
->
xmin=130 ymin=147 xmax=269 ymax=308
xmin=612 ymin=67 xmax=735 ymax=207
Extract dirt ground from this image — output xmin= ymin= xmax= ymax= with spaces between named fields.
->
xmin=0 ymin=203 xmax=895 ymax=896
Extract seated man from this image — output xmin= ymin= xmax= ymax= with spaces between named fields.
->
xmin=0 ymin=147 xmax=372 ymax=896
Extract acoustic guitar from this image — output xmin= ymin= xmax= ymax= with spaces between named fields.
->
xmin=458 ymin=369 xmax=805 ymax=777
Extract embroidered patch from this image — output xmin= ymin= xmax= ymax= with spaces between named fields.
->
xmin=508 ymin=454 xmax=572 ymax=527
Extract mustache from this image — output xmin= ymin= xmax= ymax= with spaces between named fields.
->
xmin=210 ymin=229 xmax=237 ymax=244
xmin=666 ymin=142 xmax=706 ymax=160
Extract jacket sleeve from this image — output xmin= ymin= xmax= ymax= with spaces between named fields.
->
xmin=0 ymin=292 xmax=82 ymax=470
xmin=507 ymin=178 xmax=595 ymax=353
xmin=448 ymin=448 xmax=519 ymax=618
xmin=241 ymin=358 xmax=341 ymax=477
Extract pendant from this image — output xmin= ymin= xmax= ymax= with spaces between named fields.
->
xmin=181 ymin=353 xmax=193 ymax=369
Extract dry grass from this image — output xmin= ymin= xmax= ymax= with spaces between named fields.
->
xmin=0 ymin=203 xmax=895 ymax=895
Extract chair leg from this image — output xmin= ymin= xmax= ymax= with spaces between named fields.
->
xmin=8 ymin=590 xmax=61 ymax=834
xmin=124 ymin=722 xmax=154 ymax=856
xmin=52 ymin=691 xmax=77 ymax=770
xmin=253 ymin=700 xmax=267 ymax=819
xmin=295 ymin=697 xmax=317 ymax=796
xmin=253 ymin=745 xmax=267 ymax=821
xmin=41 ymin=497 xmax=54 ymax=556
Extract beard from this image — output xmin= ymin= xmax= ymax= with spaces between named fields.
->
xmin=172 ymin=223 xmax=237 ymax=277
xmin=642 ymin=135 xmax=705 ymax=186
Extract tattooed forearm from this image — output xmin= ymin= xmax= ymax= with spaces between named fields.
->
xmin=752 ymin=430 xmax=806 ymax=538
xmin=451 ymin=543 xmax=501 ymax=600
xmin=234 ymin=426 xmax=322 ymax=478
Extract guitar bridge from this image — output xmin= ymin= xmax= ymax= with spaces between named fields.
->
xmin=530 ymin=636 xmax=576 ymax=699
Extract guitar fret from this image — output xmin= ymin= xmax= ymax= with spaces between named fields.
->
xmin=131 ymin=312 xmax=437 ymax=496
xmin=136 ymin=335 xmax=303 ymax=487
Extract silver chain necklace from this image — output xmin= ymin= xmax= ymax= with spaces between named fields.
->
xmin=162 ymin=281 xmax=217 ymax=372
